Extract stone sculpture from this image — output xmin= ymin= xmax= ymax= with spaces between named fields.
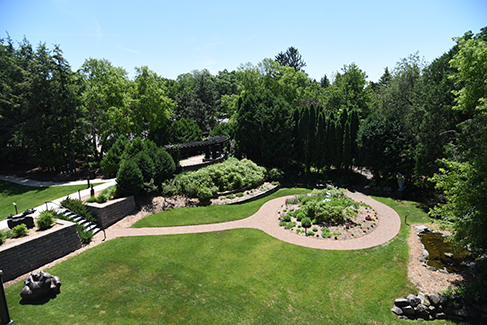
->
xmin=20 ymin=271 xmax=61 ymax=301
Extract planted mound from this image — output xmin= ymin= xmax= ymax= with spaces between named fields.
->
xmin=278 ymin=185 xmax=378 ymax=239
xmin=163 ymin=158 xmax=266 ymax=200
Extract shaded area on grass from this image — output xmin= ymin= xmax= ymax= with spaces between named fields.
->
xmin=0 ymin=181 xmax=100 ymax=220
xmin=132 ymin=188 xmax=312 ymax=228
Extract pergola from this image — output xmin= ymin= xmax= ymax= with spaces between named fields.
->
xmin=163 ymin=135 xmax=229 ymax=160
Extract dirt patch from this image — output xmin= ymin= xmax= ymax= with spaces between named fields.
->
xmin=407 ymin=223 xmax=466 ymax=295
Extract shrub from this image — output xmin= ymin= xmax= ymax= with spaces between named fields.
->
xmin=86 ymin=185 xmax=118 ymax=204
xmin=197 ymin=187 xmax=213 ymax=201
xmin=279 ymin=221 xmax=288 ymax=227
xmin=12 ymin=224 xmax=28 ymax=238
xmin=134 ymin=151 xmax=155 ymax=183
xmin=284 ymin=222 xmax=296 ymax=229
xmin=301 ymin=217 xmax=312 ymax=229
xmin=294 ymin=211 xmax=305 ymax=221
xmin=321 ymin=228 xmax=332 ymax=238
xmin=266 ymin=167 xmax=283 ymax=181
xmin=36 ymin=210 xmax=56 ymax=230
xmin=236 ymin=192 xmax=244 ymax=197
xmin=77 ymin=224 xmax=94 ymax=244
xmin=116 ymin=158 xmax=144 ymax=197
xmin=61 ymin=197 xmax=97 ymax=223
xmin=283 ymin=214 xmax=292 ymax=222
xmin=0 ymin=230 xmax=9 ymax=244
xmin=307 ymin=231 xmax=315 ymax=236
xmin=312 ymin=227 xmax=318 ymax=232
xmin=100 ymin=135 xmax=129 ymax=177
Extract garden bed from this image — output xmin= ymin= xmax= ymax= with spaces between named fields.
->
xmin=277 ymin=202 xmax=379 ymax=240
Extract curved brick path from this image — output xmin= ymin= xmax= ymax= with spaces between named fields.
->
xmin=104 ymin=190 xmax=401 ymax=250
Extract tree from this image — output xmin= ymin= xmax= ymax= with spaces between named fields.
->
xmin=79 ymin=58 xmax=133 ymax=161
xmin=356 ymin=113 xmax=414 ymax=181
xmin=131 ymin=66 xmax=174 ymax=135
xmin=325 ymin=63 xmax=369 ymax=117
xmin=235 ymin=90 xmax=294 ymax=168
xmin=320 ymin=74 xmax=330 ymax=88
xmin=429 ymin=27 xmax=487 ymax=253
xmin=275 ymin=46 xmax=307 ymax=72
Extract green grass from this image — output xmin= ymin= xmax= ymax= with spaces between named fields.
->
xmin=0 ymin=180 xmax=100 ymax=220
xmin=4 ymin=193 xmax=459 ymax=324
xmin=132 ymin=188 xmax=312 ymax=227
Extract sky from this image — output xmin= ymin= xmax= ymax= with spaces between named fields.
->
xmin=1 ymin=0 xmax=486 ymax=83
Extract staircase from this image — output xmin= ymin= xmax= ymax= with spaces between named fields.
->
xmin=57 ymin=207 xmax=103 ymax=235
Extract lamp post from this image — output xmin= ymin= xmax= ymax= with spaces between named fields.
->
xmin=12 ymin=203 xmax=17 ymax=215
xmin=0 ymin=271 xmax=12 ymax=325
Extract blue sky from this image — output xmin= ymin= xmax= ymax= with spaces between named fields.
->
xmin=1 ymin=0 xmax=486 ymax=82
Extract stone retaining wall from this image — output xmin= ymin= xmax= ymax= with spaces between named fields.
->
xmin=86 ymin=196 xmax=135 ymax=229
xmin=0 ymin=219 xmax=81 ymax=282
xmin=227 ymin=184 xmax=280 ymax=205
xmin=392 ymin=292 xmax=487 ymax=322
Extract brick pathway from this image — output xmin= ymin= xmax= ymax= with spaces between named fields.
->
xmin=104 ymin=190 xmax=401 ymax=251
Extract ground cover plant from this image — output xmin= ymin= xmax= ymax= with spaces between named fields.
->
xmin=133 ymin=188 xmax=312 ymax=227
xmin=162 ymin=157 xmax=266 ymax=201
xmin=0 ymin=181 xmax=99 ymax=220
xmin=4 ymin=196 xmax=454 ymax=324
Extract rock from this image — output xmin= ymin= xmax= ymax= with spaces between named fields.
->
xmin=417 ymin=292 xmax=426 ymax=305
xmin=416 ymin=317 xmax=425 ymax=322
xmin=391 ymin=305 xmax=403 ymax=315
xmin=427 ymin=266 xmax=437 ymax=271
xmin=422 ymin=249 xmax=429 ymax=259
xmin=435 ymin=312 xmax=447 ymax=319
xmin=397 ymin=315 xmax=409 ymax=320
xmin=418 ymin=257 xmax=425 ymax=262
xmin=415 ymin=304 xmax=430 ymax=319
xmin=394 ymin=298 xmax=409 ymax=307
xmin=438 ymin=293 xmax=447 ymax=305
xmin=408 ymin=294 xmax=421 ymax=307
xmin=414 ymin=225 xmax=429 ymax=232
xmin=402 ymin=305 xmax=416 ymax=316
xmin=421 ymin=262 xmax=427 ymax=267
xmin=428 ymin=294 xmax=440 ymax=306
xmin=438 ymin=269 xmax=449 ymax=274
xmin=444 ymin=252 xmax=453 ymax=258
xmin=450 ymin=309 xmax=469 ymax=318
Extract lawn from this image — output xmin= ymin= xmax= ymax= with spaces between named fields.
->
xmin=132 ymin=188 xmax=312 ymax=227
xmin=4 ymin=191 xmax=459 ymax=324
xmin=0 ymin=180 xmax=99 ymax=220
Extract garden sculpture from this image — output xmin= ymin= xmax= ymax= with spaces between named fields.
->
xmin=397 ymin=173 xmax=406 ymax=192
xmin=20 ymin=271 xmax=61 ymax=301
xmin=6 ymin=209 xmax=36 ymax=229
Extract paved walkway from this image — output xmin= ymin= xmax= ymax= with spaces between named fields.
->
xmin=1 ymin=174 xmax=401 ymax=250
xmin=0 ymin=177 xmax=116 ymax=230
xmin=0 ymin=175 xmax=114 ymax=187
xmin=103 ymin=190 xmax=402 ymax=251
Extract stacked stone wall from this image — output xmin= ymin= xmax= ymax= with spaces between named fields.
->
xmin=86 ymin=196 xmax=135 ymax=229
xmin=0 ymin=220 xmax=81 ymax=282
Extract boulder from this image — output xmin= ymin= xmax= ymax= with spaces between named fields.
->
xmin=394 ymin=298 xmax=409 ymax=307
xmin=402 ymin=306 xmax=416 ymax=316
xmin=407 ymin=294 xmax=421 ymax=308
xmin=415 ymin=304 xmax=430 ymax=319
xmin=391 ymin=305 xmax=403 ymax=315
xmin=428 ymin=294 xmax=440 ymax=306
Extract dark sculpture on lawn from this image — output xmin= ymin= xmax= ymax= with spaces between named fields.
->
xmin=20 ymin=271 xmax=61 ymax=301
